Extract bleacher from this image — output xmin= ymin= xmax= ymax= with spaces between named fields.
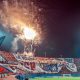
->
xmin=0 ymin=51 xmax=17 ymax=64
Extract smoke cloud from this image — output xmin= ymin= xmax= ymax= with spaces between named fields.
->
xmin=11 ymin=37 xmax=19 ymax=52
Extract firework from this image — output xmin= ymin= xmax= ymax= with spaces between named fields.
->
xmin=23 ymin=27 xmax=37 ymax=40
xmin=0 ymin=0 xmax=45 ymax=44
xmin=0 ymin=0 xmax=46 ymax=55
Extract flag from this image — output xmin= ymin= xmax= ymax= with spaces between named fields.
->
xmin=0 ymin=36 xmax=6 ymax=46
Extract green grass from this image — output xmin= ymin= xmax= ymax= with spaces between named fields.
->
xmin=30 ymin=77 xmax=80 ymax=80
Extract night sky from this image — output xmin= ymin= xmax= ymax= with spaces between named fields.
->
xmin=0 ymin=0 xmax=80 ymax=57
xmin=35 ymin=0 xmax=80 ymax=57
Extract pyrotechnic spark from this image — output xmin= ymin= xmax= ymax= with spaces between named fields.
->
xmin=23 ymin=27 xmax=37 ymax=40
xmin=0 ymin=0 xmax=45 ymax=45
xmin=23 ymin=51 xmax=34 ymax=57
xmin=0 ymin=0 xmax=47 ymax=54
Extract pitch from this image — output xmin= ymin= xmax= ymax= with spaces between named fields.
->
xmin=30 ymin=77 xmax=80 ymax=80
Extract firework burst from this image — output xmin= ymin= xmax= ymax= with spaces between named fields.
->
xmin=0 ymin=0 xmax=46 ymax=45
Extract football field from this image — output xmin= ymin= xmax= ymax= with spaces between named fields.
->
xmin=30 ymin=77 xmax=80 ymax=80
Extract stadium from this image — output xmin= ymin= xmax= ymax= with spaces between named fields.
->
xmin=0 ymin=0 xmax=80 ymax=80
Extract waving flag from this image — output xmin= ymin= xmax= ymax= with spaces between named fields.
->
xmin=0 ymin=36 xmax=6 ymax=46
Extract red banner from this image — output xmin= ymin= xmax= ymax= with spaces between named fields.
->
xmin=24 ymin=62 xmax=35 ymax=70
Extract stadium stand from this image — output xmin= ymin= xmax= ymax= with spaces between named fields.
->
xmin=0 ymin=51 xmax=17 ymax=64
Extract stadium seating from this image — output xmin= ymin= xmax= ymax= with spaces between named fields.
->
xmin=0 ymin=51 xmax=17 ymax=64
